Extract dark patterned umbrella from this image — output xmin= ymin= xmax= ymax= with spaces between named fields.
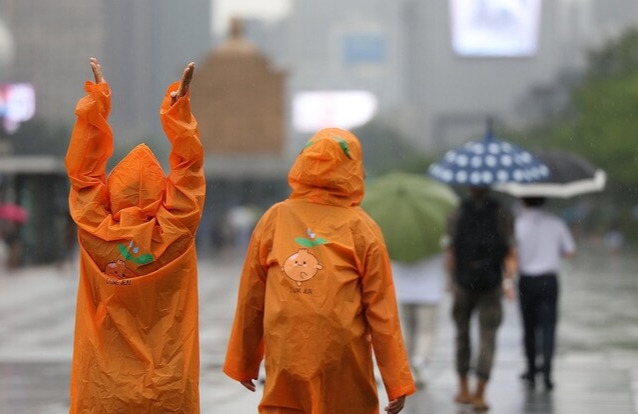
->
xmin=493 ymin=149 xmax=606 ymax=198
xmin=428 ymin=131 xmax=550 ymax=187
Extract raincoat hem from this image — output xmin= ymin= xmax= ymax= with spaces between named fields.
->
xmin=223 ymin=365 xmax=257 ymax=382
xmin=386 ymin=383 xmax=417 ymax=400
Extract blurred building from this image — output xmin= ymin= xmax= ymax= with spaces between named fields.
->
xmin=0 ymin=0 xmax=211 ymax=149
xmin=104 ymin=0 xmax=211 ymax=146
xmin=230 ymin=0 xmax=638 ymax=153
xmin=192 ymin=19 xmax=289 ymax=254
xmin=228 ymin=0 xmax=408 ymax=155
xmin=0 ymin=0 xmax=105 ymax=125
xmin=404 ymin=0 xmax=638 ymax=150
xmin=0 ymin=155 xmax=67 ymax=266
xmin=0 ymin=1 xmax=105 ymax=265
xmin=0 ymin=0 xmax=211 ymax=264
xmin=192 ymin=19 xmax=286 ymax=155
xmin=0 ymin=16 xmax=13 ymax=69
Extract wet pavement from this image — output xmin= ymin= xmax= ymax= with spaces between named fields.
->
xmin=0 ymin=246 xmax=637 ymax=413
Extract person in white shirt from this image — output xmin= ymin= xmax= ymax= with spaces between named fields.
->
xmin=392 ymin=253 xmax=445 ymax=388
xmin=515 ymin=197 xmax=576 ymax=391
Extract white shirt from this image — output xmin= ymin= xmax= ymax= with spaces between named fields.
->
xmin=391 ymin=254 xmax=445 ymax=304
xmin=515 ymin=208 xmax=575 ymax=276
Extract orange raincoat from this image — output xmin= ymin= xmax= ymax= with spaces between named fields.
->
xmin=66 ymin=80 xmax=205 ymax=413
xmin=224 ymin=128 xmax=415 ymax=413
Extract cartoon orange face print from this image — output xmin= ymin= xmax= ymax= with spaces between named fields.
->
xmin=105 ymin=259 xmax=135 ymax=279
xmin=281 ymin=248 xmax=323 ymax=286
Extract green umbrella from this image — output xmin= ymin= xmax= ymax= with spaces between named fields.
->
xmin=362 ymin=171 xmax=459 ymax=263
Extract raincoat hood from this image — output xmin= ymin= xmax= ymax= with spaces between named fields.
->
xmin=288 ymin=127 xmax=365 ymax=207
xmin=107 ymin=143 xmax=166 ymax=219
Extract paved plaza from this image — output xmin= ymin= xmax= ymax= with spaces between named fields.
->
xmin=0 ymin=247 xmax=637 ymax=413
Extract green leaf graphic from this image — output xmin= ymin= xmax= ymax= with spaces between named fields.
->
xmin=118 ymin=244 xmax=133 ymax=260
xmin=117 ymin=243 xmax=154 ymax=265
xmin=331 ymin=135 xmax=352 ymax=159
xmin=294 ymin=237 xmax=328 ymax=247
xmin=133 ymin=254 xmax=154 ymax=265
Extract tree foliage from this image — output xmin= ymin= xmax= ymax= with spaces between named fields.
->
xmin=510 ymin=26 xmax=638 ymax=204
xmin=500 ymin=27 xmax=638 ymax=243
xmin=586 ymin=28 xmax=638 ymax=81
xmin=564 ymin=71 xmax=638 ymax=188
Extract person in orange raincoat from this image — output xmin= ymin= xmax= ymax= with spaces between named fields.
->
xmin=65 ymin=57 xmax=205 ymax=413
xmin=224 ymin=128 xmax=416 ymax=414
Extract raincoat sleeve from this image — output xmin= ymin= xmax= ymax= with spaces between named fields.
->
xmin=361 ymin=239 xmax=416 ymax=401
xmin=65 ymin=81 xmax=113 ymax=229
xmin=223 ymin=218 xmax=268 ymax=381
xmin=160 ymin=81 xmax=206 ymax=233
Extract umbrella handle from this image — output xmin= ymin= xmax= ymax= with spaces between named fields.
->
xmin=485 ymin=117 xmax=495 ymax=141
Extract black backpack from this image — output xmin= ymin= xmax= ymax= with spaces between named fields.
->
xmin=453 ymin=198 xmax=508 ymax=291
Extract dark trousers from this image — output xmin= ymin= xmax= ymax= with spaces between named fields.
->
xmin=518 ymin=274 xmax=559 ymax=380
xmin=452 ymin=286 xmax=503 ymax=380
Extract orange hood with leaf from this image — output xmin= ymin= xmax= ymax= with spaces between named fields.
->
xmin=224 ymin=128 xmax=415 ymax=414
xmin=287 ymin=128 xmax=365 ymax=207
xmin=65 ymin=80 xmax=205 ymax=414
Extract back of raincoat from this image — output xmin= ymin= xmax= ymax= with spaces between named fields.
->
xmin=224 ymin=128 xmax=415 ymax=414
xmin=66 ymin=80 xmax=205 ymax=413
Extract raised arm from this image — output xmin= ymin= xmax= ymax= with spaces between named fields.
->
xmin=159 ymin=63 xmax=206 ymax=233
xmin=65 ymin=57 xmax=113 ymax=228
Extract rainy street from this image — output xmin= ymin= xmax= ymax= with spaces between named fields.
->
xmin=3 ymin=1 xmax=638 ymax=414
xmin=1 ymin=245 xmax=637 ymax=414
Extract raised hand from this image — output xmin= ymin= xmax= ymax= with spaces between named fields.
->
xmin=89 ymin=57 xmax=105 ymax=84
xmin=170 ymin=62 xmax=195 ymax=106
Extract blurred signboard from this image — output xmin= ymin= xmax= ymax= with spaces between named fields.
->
xmin=342 ymin=34 xmax=386 ymax=63
xmin=0 ymin=83 xmax=35 ymax=133
xmin=292 ymin=91 xmax=378 ymax=133
xmin=449 ymin=0 xmax=541 ymax=57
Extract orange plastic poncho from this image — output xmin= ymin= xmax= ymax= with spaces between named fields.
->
xmin=224 ymin=128 xmax=415 ymax=414
xmin=65 ymin=80 xmax=205 ymax=413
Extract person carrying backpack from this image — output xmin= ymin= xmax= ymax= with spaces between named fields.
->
xmin=445 ymin=186 xmax=516 ymax=411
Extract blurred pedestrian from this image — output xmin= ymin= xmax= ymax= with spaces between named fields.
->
xmin=515 ymin=197 xmax=575 ymax=391
xmin=3 ymin=221 xmax=23 ymax=269
xmin=445 ymin=186 xmax=516 ymax=411
xmin=224 ymin=128 xmax=415 ymax=414
xmin=226 ymin=204 xmax=258 ymax=253
xmin=65 ymin=57 xmax=206 ymax=413
xmin=56 ymin=213 xmax=77 ymax=275
xmin=603 ymin=221 xmax=624 ymax=253
xmin=392 ymin=253 xmax=445 ymax=388
xmin=0 ymin=223 xmax=8 ymax=271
